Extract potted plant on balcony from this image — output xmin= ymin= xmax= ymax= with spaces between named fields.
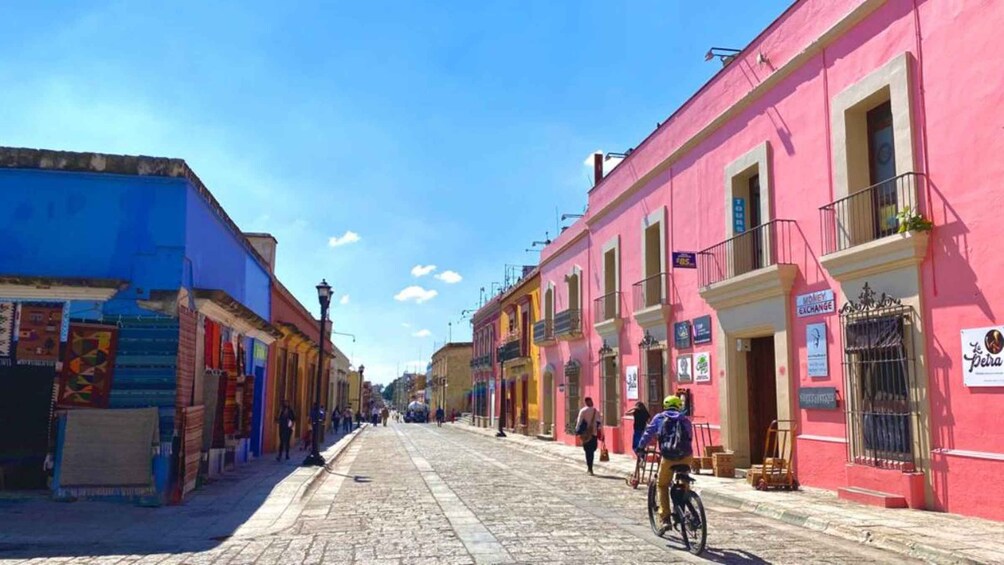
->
xmin=896 ymin=207 xmax=933 ymax=233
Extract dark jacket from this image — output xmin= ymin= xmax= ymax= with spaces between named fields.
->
xmin=636 ymin=409 xmax=693 ymax=458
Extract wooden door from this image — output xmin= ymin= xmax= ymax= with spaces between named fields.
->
xmin=867 ymin=101 xmax=897 ymax=236
xmin=746 ymin=336 xmax=777 ymax=465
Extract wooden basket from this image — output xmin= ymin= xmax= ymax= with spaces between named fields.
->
xmin=712 ymin=452 xmax=735 ymax=478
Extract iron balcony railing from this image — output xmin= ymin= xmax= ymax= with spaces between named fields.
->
xmin=532 ymin=319 xmax=554 ymax=344
xmin=498 ymin=340 xmax=523 ymax=363
xmin=593 ymin=291 xmax=622 ymax=323
xmin=819 ymin=172 xmax=924 ymax=255
xmin=632 ymin=272 xmax=670 ymax=311
xmin=553 ymin=308 xmax=582 ymax=338
xmin=698 ymin=219 xmax=796 ymax=288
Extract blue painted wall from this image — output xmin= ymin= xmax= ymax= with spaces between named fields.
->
xmin=183 ymin=186 xmax=270 ymax=319
xmin=0 ymin=170 xmax=187 ymax=314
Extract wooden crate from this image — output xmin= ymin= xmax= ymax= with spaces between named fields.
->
xmin=704 ymin=445 xmax=725 ymax=458
xmin=694 ymin=456 xmax=713 ymax=473
xmin=712 ymin=452 xmax=735 ymax=478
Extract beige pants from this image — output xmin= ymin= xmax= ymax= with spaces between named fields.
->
xmin=657 ymin=456 xmax=693 ymax=521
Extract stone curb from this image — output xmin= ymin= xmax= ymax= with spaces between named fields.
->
xmin=452 ymin=423 xmax=988 ymax=565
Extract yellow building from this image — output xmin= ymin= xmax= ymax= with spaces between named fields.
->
xmin=429 ymin=343 xmax=472 ymax=415
xmin=497 ymin=267 xmax=540 ymax=436
xmin=346 ymin=369 xmax=363 ymax=414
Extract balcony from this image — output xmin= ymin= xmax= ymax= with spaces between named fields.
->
xmin=533 ymin=319 xmax=555 ymax=345
xmin=592 ymin=291 xmax=623 ymax=337
xmin=698 ymin=219 xmax=798 ymax=310
xmin=819 ymin=172 xmax=929 ymax=282
xmin=632 ymin=272 xmax=670 ymax=328
xmin=553 ymin=309 xmax=582 ymax=340
xmin=498 ymin=339 xmax=524 ymax=363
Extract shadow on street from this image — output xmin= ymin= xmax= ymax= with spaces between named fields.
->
xmin=0 ymin=429 xmax=353 ymax=560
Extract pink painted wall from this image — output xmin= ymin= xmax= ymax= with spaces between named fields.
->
xmin=538 ymin=0 xmax=1004 ymax=520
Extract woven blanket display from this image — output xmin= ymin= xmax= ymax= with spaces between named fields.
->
xmin=56 ymin=323 xmax=118 ymax=408
xmin=16 ymin=302 xmax=63 ymax=365
xmin=0 ymin=302 xmax=14 ymax=365
xmin=59 ymin=407 xmax=159 ymax=493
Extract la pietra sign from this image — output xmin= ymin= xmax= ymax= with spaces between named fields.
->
xmin=961 ymin=326 xmax=1004 ymax=387
xmin=796 ymin=290 xmax=835 ymax=318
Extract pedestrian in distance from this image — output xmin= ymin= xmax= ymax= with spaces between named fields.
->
xmin=331 ymin=409 xmax=341 ymax=433
xmin=342 ymin=408 xmax=353 ymax=433
xmin=276 ymin=401 xmax=296 ymax=461
xmin=435 ymin=406 xmax=445 ymax=427
xmin=355 ymin=410 xmax=363 ymax=429
xmin=381 ymin=406 xmax=389 ymax=427
xmin=626 ymin=401 xmax=651 ymax=454
xmin=574 ymin=397 xmax=602 ymax=475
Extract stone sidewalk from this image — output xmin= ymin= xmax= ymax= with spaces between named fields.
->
xmin=453 ymin=423 xmax=1004 ymax=565
xmin=0 ymin=425 xmax=367 ymax=561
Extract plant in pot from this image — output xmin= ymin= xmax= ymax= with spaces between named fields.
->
xmin=896 ymin=207 xmax=933 ymax=233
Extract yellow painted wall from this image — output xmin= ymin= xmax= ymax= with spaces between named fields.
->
xmin=498 ymin=273 xmax=540 ymax=434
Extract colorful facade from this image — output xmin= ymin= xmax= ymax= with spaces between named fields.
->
xmin=470 ymin=297 xmax=500 ymax=427
xmin=498 ymin=269 xmax=541 ymax=436
xmin=0 ymin=147 xmax=279 ymax=504
xmin=535 ymin=0 xmax=1004 ymax=521
xmin=429 ymin=342 xmax=473 ymax=415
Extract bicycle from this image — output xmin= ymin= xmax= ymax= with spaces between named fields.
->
xmin=647 ymin=462 xmax=707 ymax=555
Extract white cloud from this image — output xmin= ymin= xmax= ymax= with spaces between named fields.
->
xmin=339 ymin=294 xmax=350 ymax=305
xmin=435 ymin=270 xmax=463 ymax=284
xmin=393 ymin=286 xmax=438 ymax=304
xmin=401 ymin=322 xmax=411 ymax=328
xmin=328 ymin=230 xmax=361 ymax=248
xmin=412 ymin=329 xmax=432 ymax=338
xmin=411 ymin=264 xmax=437 ymax=277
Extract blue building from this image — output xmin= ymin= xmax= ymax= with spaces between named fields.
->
xmin=0 ymin=147 xmax=279 ymax=504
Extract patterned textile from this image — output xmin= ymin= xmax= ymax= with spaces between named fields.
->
xmin=56 ymin=324 xmax=118 ymax=408
xmin=16 ymin=302 xmax=64 ymax=365
xmin=58 ymin=407 xmax=159 ymax=493
xmin=204 ymin=319 xmax=221 ymax=370
xmin=222 ymin=342 xmax=238 ymax=435
xmin=0 ymin=302 xmax=14 ymax=365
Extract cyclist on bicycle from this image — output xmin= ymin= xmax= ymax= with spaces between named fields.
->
xmin=635 ymin=395 xmax=694 ymax=529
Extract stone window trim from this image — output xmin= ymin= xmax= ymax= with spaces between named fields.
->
xmin=640 ymin=207 xmax=667 ymax=277
xmin=723 ymin=141 xmax=773 ymax=239
xmin=830 ymin=52 xmax=917 ymax=205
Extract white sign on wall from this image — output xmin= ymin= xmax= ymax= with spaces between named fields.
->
xmin=796 ymin=289 xmax=835 ymax=318
xmin=961 ymin=326 xmax=1004 ymax=387
xmin=807 ymin=322 xmax=828 ymax=378
xmin=694 ymin=352 xmax=711 ymax=383
xmin=626 ymin=365 xmax=639 ymax=400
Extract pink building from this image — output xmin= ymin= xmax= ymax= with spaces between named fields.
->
xmin=537 ymin=0 xmax=1004 ymax=520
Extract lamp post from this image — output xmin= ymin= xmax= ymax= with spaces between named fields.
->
xmin=303 ymin=279 xmax=332 ymax=467
xmin=357 ymin=364 xmax=365 ymax=423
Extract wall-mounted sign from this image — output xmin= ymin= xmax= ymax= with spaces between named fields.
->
xmin=694 ymin=352 xmax=711 ymax=383
xmin=626 ymin=365 xmax=639 ymax=400
xmin=961 ymin=326 xmax=1004 ymax=387
xmin=674 ymin=321 xmax=692 ymax=349
xmin=672 ymin=252 xmax=697 ymax=269
xmin=732 ymin=197 xmax=746 ymax=234
xmin=693 ymin=315 xmax=712 ymax=344
xmin=799 ymin=386 xmax=838 ymax=410
xmin=676 ymin=354 xmax=693 ymax=382
xmin=796 ymin=289 xmax=835 ymax=318
xmin=807 ymin=322 xmax=828 ymax=378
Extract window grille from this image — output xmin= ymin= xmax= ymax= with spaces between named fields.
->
xmin=840 ymin=283 xmax=917 ymax=470
xmin=601 ymin=358 xmax=620 ymax=427
xmin=564 ymin=363 xmax=580 ymax=434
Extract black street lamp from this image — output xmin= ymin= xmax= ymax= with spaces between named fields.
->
xmin=303 ymin=279 xmax=332 ymax=467
xmin=357 ymin=364 xmax=365 ymax=421
xmin=496 ymin=345 xmax=507 ymax=438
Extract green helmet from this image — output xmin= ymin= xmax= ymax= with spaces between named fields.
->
xmin=663 ymin=395 xmax=684 ymax=410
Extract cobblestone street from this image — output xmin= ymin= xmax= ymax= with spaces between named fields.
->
xmin=0 ymin=423 xmax=921 ymax=565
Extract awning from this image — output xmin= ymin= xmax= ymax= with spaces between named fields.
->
xmin=193 ymin=289 xmax=282 ymax=343
xmin=0 ymin=274 xmax=126 ymax=301
xmin=845 ymin=317 xmax=902 ymax=352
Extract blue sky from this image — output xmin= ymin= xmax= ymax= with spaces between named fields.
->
xmin=0 ymin=1 xmax=789 ymax=384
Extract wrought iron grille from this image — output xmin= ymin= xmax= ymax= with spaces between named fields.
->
xmin=554 ymin=308 xmax=582 ymax=338
xmin=840 ymin=283 xmax=917 ymax=471
xmin=564 ymin=364 xmax=580 ymax=434
xmin=601 ymin=358 xmax=619 ymax=427
xmin=632 ymin=272 xmax=669 ymax=311
xmin=593 ymin=291 xmax=622 ymax=323
xmin=820 ymin=172 xmax=924 ymax=255
xmin=698 ymin=219 xmax=795 ymax=287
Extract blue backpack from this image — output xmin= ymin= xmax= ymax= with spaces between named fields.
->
xmin=658 ymin=412 xmax=690 ymax=460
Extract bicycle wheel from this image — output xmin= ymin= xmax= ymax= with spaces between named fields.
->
xmin=679 ymin=491 xmax=707 ymax=555
xmin=647 ymin=482 xmax=665 ymax=537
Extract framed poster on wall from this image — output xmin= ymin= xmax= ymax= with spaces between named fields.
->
xmin=694 ymin=352 xmax=711 ymax=382
xmin=676 ymin=354 xmax=693 ymax=382
xmin=625 ymin=365 xmax=639 ymax=400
